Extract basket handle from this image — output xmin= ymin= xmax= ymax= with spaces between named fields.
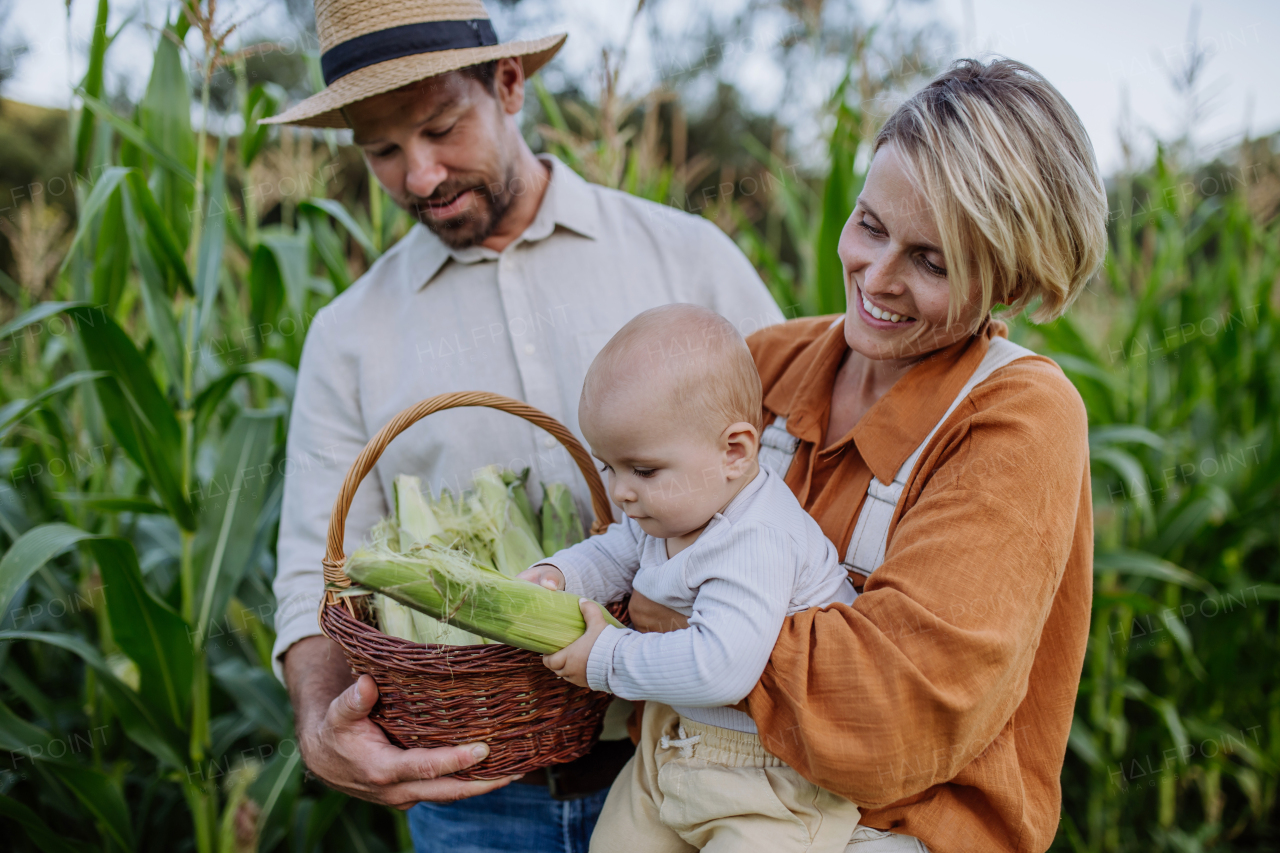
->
xmin=322 ymin=391 xmax=614 ymax=590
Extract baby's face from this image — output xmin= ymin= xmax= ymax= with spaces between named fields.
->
xmin=580 ymin=389 xmax=739 ymax=541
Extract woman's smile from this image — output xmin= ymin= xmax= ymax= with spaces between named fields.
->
xmin=853 ymin=283 xmax=917 ymax=328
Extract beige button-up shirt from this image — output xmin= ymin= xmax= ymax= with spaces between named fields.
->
xmin=271 ymin=155 xmax=784 ymax=678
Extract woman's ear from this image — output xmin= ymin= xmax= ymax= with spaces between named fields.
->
xmin=721 ymin=422 xmax=760 ymax=479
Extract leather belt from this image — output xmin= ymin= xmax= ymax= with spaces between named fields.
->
xmin=514 ymin=738 xmax=635 ymax=800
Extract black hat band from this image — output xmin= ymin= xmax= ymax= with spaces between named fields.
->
xmin=321 ymin=19 xmax=499 ymax=85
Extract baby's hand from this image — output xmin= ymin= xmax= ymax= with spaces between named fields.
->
xmin=517 ymin=563 xmax=566 ymax=591
xmin=542 ymin=600 xmax=609 ymax=689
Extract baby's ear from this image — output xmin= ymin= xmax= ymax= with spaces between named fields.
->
xmin=722 ymin=421 xmax=760 ymax=471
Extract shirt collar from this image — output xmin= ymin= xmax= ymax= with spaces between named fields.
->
xmin=406 ymin=154 xmax=600 ymax=291
xmin=763 ymin=315 xmax=1005 ymax=486
xmin=700 ymin=464 xmax=772 ymax=539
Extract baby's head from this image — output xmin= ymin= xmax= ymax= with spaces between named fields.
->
xmin=579 ymin=304 xmax=762 ymax=540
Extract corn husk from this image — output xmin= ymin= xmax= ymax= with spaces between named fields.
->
xmin=348 ymin=540 xmax=623 ymax=655
xmin=501 ymin=467 xmax=541 ymax=543
xmin=373 ymin=475 xmax=484 ymax=646
xmin=539 ymin=481 xmax=585 ymax=556
xmin=472 ymin=465 xmax=545 ymax=577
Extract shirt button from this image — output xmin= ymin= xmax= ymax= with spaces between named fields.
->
xmin=544 ymin=436 xmax=558 ymax=449
xmin=524 ymin=344 xmax=536 ymax=355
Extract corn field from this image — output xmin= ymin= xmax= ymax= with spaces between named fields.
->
xmin=0 ymin=2 xmax=1277 ymax=852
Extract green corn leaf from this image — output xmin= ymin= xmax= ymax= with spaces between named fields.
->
xmin=1048 ymin=353 xmax=1120 ymax=392
xmin=90 ymin=183 xmax=130 ymax=314
xmin=299 ymin=198 xmax=381 ymax=261
xmin=1090 ymin=446 xmax=1154 ymax=525
xmin=191 ymin=359 xmax=297 ymax=438
xmin=70 ymin=306 xmax=195 ymax=529
xmin=72 ymin=0 xmax=110 ymax=177
xmin=211 ymin=657 xmax=292 ymax=738
xmin=0 ymin=523 xmax=92 ymax=618
xmin=0 ymin=694 xmax=59 ymax=754
xmin=258 ymin=230 xmax=313 ymax=317
xmin=240 ymin=82 xmax=282 ymax=168
xmin=0 ymin=370 xmax=107 ymax=439
xmin=1093 ymin=550 xmax=1216 ymax=595
xmin=1 ymin=529 xmax=195 ymax=729
xmin=247 ymin=242 xmax=285 ymax=348
xmin=1156 ymin=606 xmax=1208 ymax=680
xmin=0 ymin=631 xmax=184 ymax=767
xmin=47 ymin=762 xmax=134 ymax=851
xmin=1149 ymin=487 xmax=1234 ymax=556
xmin=121 ymin=183 xmax=184 ymax=386
xmin=302 ymin=207 xmax=353 ymax=292
xmin=52 ymin=493 xmax=167 ymax=514
xmin=301 ymin=788 xmax=348 ymax=853
xmin=76 ymin=91 xmax=194 ymax=183
xmin=92 ymin=535 xmax=194 ymax=726
xmin=0 ymin=793 xmax=97 ymax=853
xmin=1088 ymin=425 xmax=1166 ymax=451
xmin=192 ymin=410 xmax=281 ymax=648
xmin=125 ymin=170 xmax=193 ymax=293
xmin=248 ymin=748 xmax=303 ymax=853
xmin=195 ymin=135 xmax=229 ymax=338
xmin=1067 ymin=717 xmax=1103 ymax=768
xmin=137 ymin=19 xmax=196 ymax=233
xmin=58 ymin=166 xmax=131 ymax=280
xmin=0 ymin=301 xmax=87 ymax=340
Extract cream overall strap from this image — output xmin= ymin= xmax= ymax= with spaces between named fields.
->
xmin=759 ymin=415 xmax=801 ymax=477
xmin=758 ymin=317 xmax=845 ymax=480
xmin=842 ymin=336 xmax=1036 ymax=578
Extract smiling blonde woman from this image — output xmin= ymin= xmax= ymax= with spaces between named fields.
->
xmin=628 ymin=58 xmax=1107 ymax=853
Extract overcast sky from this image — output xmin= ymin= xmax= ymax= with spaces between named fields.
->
xmin=4 ymin=0 xmax=1277 ymax=175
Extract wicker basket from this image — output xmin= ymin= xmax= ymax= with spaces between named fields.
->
xmin=319 ymin=391 xmax=624 ymax=780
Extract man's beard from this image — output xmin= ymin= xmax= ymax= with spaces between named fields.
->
xmin=408 ymin=164 xmax=517 ymax=249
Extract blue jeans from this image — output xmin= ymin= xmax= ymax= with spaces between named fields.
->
xmin=409 ymin=783 xmax=611 ymax=853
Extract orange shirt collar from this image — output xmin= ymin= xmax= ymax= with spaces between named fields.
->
xmin=763 ymin=315 xmax=1009 ymax=486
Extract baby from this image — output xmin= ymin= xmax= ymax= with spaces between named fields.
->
xmin=518 ymin=303 xmax=861 ymax=853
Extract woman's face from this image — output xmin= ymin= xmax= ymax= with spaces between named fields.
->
xmin=838 ymin=143 xmax=985 ymax=363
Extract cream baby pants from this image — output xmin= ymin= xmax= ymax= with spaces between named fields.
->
xmin=589 ymin=702 xmax=863 ymax=853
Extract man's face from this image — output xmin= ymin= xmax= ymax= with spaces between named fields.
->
xmin=347 ymin=66 xmax=521 ymax=248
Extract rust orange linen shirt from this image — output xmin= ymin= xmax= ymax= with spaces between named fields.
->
xmin=742 ymin=315 xmax=1092 ymax=853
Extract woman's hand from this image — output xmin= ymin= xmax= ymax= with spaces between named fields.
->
xmin=517 ymin=563 xmax=565 ymax=590
xmin=628 ymin=589 xmax=689 ymax=633
xmin=542 ymin=600 xmax=609 ymax=688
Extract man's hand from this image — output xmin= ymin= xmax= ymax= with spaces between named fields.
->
xmin=285 ymin=636 xmax=516 ymax=809
xmin=517 ymin=563 xmax=565 ymax=590
xmin=627 ymin=589 xmax=689 ymax=633
xmin=541 ymin=600 xmax=609 ymax=688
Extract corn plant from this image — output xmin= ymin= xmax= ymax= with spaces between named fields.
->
xmin=0 ymin=2 xmax=403 ymax=851
xmin=1032 ymin=149 xmax=1280 ymax=852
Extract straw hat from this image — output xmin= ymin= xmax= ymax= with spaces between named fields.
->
xmin=263 ymin=0 xmax=566 ymax=128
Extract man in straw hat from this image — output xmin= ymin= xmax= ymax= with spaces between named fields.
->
xmin=267 ymin=1 xmax=784 ymax=850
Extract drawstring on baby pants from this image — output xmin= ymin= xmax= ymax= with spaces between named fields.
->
xmin=659 ymin=724 xmax=702 ymax=759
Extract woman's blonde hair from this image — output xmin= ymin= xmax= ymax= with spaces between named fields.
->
xmin=875 ymin=58 xmax=1108 ymax=323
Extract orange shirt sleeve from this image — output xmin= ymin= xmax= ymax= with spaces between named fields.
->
xmin=745 ymin=359 xmax=1091 ymax=809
